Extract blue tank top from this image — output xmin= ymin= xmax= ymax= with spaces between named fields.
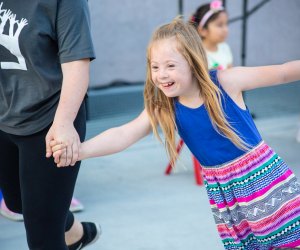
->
xmin=175 ymin=70 xmax=262 ymax=166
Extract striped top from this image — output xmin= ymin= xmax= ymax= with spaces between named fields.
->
xmin=175 ymin=70 xmax=262 ymax=166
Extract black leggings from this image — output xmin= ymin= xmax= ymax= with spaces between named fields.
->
xmin=0 ymin=104 xmax=86 ymax=250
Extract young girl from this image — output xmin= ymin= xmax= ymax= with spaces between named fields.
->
xmin=50 ymin=18 xmax=300 ymax=250
xmin=190 ymin=0 xmax=233 ymax=70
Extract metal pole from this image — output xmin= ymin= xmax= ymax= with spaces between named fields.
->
xmin=229 ymin=0 xmax=270 ymax=24
xmin=223 ymin=0 xmax=226 ymax=9
xmin=178 ymin=0 xmax=183 ymax=15
xmin=241 ymin=0 xmax=248 ymax=66
xmin=241 ymin=0 xmax=256 ymax=117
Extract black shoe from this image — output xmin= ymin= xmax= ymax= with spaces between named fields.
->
xmin=68 ymin=222 xmax=101 ymax=250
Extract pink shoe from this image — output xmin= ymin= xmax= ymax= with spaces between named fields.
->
xmin=0 ymin=199 xmax=24 ymax=221
xmin=70 ymin=197 xmax=84 ymax=213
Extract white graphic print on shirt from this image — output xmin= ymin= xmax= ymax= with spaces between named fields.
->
xmin=0 ymin=2 xmax=28 ymax=70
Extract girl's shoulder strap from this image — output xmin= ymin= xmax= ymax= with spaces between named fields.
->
xmin=209 ymin=70 xmax=221 ymax=88
xmin=209 ymin=70 xmax=228 ymax=99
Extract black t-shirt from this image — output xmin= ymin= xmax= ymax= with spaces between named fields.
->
xmin=0 ymin=0 xmax=95 ymax=135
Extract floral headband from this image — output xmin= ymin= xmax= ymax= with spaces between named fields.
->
xmin=199 ymin=0 xmax=224 ymax=28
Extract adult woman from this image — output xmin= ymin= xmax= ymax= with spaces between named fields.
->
xmin=0 ymin=0 xmax=100 ymax=249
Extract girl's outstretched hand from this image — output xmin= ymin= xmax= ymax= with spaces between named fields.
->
xmin=49 ymin=140 xmax=68 ymax=167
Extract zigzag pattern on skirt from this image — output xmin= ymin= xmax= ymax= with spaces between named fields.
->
xmin=201 ymin=141 xmax=300 ymax=250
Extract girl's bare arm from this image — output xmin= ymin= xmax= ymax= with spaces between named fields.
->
xmin=52 ymin=109 xmax=152 ymax=166
xmin=80 ymin=109 xmax=152 ymax=160
xmin=219 ymin=60 xmax=300 ymax=93
xmin=217 ymin=60 xmax=300 ymax=109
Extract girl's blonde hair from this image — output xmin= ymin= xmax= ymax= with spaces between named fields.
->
xmin=144 ymin=17 xmax=248 ymax=164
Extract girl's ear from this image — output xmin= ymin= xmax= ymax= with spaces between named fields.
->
xmin=197 ymin=26 xmax=208 ymax=39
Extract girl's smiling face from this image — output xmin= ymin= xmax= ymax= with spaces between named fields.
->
xmin=150 ymin=37 xmax=199 ymax=100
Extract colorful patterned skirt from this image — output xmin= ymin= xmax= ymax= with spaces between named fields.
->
xmin=202 ymin=141 xmax=300 ymax=250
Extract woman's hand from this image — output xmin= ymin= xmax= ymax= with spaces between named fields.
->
xmin=45 ymin=121 xmax=80 ymax=167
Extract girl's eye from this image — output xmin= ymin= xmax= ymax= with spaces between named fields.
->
xmin=151 ymin=66 xmax=158 ymax=70
xmin=168 ymin=64 xmax=175 ymax=68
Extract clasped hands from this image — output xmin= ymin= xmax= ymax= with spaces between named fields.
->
xmin=45 ymin=122 xmax=81 ymax=168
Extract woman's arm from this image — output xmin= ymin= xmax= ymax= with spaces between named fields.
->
xmin=45 ymin=59 xmax=90 ymax=166
xmin=52 ymin=109 xmax=152 ymax=166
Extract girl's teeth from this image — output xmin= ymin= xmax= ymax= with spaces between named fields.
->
xmin=163 ymin=82 xmax=173 ymax=87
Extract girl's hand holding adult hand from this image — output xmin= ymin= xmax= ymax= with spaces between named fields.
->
xmin=45 ymin=121 xmax=80 ymax=167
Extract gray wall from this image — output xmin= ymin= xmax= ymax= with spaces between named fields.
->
xmin=89 ymin=0 xmax=300 ymax=87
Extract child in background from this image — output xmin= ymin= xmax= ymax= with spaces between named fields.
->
xmin=190 ymin=0 xmax=232 ymax=70
xmin=50 ymin=18 xmax=300 ymax=249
